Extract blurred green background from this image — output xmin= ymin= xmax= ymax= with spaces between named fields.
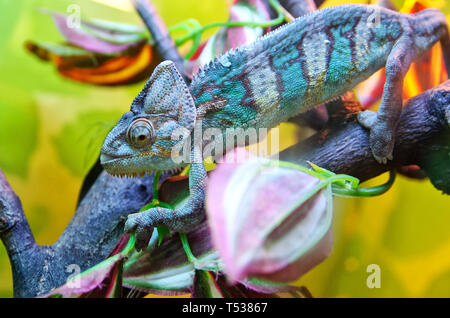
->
xmin=0 ymin=0 xmax=449 ymax=298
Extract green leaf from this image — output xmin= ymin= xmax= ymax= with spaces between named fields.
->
xmin=123 ymin=222 xmax=221 ymax=294
xmin=192 ymin=271 xmax=224 ymax=298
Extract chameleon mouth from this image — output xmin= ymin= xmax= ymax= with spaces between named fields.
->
xmin=100 ymin=153 xmax=184 ymax=178
xmin=105 ymin=167 xmax=184 ymax=179
xmin=100 ymin=153 xmax=128 ymax=165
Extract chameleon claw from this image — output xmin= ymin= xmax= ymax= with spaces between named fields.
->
xmin=358 ymin=111 xmax=395 ymax=165
xmin=134 ymin=226 xmax=153 ymax=251
xmin=373 ymin=153 xmax=388 ymax=165
xmin=124 ymin=211 xmax=157 ymax=250
xmin=124 ymin=215 xmax=139 ymax=234
xmin=357 ymin=110 xmax=378 ymax=129
xmin=371 ymin=140 xmax=394 ymax=165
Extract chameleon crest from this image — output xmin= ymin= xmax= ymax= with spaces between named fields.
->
xmin=101 ymin=61 xmax=196 ymax=176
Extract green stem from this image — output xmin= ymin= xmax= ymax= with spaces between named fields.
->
xmin=172 ymin=0 xmax=285 ymax=56
xmin=332 ymin=171 xmax=396 ymax=197
xmin=152 ymin=171 xmax=161 ymax=201
xmin=179 ymin=232 xmax=199 ymax=263
xmin=184 ymin=31 xmax=202 ymax=60
xmin=272 ymin=160 xmax=327 ymax=180
xmin=121 ymin=233 xmax=136 ymax=256
xmin=169 ymin=18 xmax=202 ymax=33
xmin=266 ymin=160 xmax=395 ymax=197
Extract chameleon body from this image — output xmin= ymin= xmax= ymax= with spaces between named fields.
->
xmin=100 ymin=4 xmax=450 ymax=249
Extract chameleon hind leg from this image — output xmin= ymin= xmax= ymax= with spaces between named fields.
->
xmin=125 ymin=144 xmax=207 ymax=250
xmin=358 ymin=37 xmax=415 ymax=164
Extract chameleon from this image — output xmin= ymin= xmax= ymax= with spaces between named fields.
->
xmin=100 ymin=4 xmax=450 ymax=249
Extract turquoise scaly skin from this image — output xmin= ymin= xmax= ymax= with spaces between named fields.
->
xmin=100 ymin=4 xmax=450 ymax=249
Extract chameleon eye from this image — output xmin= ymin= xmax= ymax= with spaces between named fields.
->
xmin=127 ymin=118 xmax=155 ymax=149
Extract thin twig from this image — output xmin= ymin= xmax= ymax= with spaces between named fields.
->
xmin=278 ymin=0 xmax=317 ymax=17
xmin=133 ymin=0 xmax=187 ymax=82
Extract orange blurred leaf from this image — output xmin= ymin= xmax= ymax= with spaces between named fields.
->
xmin=58 ymin=44 xmax=157 ymax=85
xmin=26 ymin=41 xmax=160 ymax=85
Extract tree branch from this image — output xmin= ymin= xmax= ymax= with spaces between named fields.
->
xmin=133 ymin=0 xmax=187 ymax=81
xmin=279 ymin=0 xmax=317 ymax=17
xmin=0 ymin=170 xmax=42 ymax=298
xmin=0 ymin=170 xmax=161 ymax=297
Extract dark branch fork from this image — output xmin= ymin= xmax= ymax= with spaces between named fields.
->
xmin=1 ymin=0 xmax=449 ymax=297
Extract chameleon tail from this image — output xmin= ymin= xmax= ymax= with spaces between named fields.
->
xmin=413 ymin=8 xmax=450 ymax=79
xmin=434 ymin=10 xmax=450 ymax=79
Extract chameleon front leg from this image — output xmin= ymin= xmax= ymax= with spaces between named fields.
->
xmin=124 ymin=144 xmax=207 ymax=250
xmin=358 ymin=37 xmax=415 ymax=164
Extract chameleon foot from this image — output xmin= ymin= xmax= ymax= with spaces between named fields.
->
xmin=357 ymin=110 xmax=377 ymax=129
xmin=125 ymin=207 xmax=174 ymax=250
xmin=125 ymin=205 xmax=204 ymax=250
xmin=357 ymin=110 xmax=394 ymax=165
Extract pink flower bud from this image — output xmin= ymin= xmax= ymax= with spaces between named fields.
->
xmin=206 ymin=148 xmax=333 ymax=283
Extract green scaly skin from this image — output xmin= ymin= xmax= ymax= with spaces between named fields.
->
xmin=100 ymin=4 xmax=450 ymax=250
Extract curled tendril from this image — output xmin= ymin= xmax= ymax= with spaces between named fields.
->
xmin=331 ymin=171 xmax=396 ymax=197
xmin=169 ymin=0 xmax=287 ymax=59
xmin=274 ymin=160 xmax=396 ymax=197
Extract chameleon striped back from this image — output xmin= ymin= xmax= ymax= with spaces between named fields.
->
xmin=190 ymin=4 xmax=407 ymax=130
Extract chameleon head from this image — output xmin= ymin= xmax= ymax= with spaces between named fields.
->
xmin=100 ymin=61 xmax=197 ymax=176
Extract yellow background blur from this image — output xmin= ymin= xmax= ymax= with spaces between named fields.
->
xmin=0 ymin=0 xmax=449 ymax=298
